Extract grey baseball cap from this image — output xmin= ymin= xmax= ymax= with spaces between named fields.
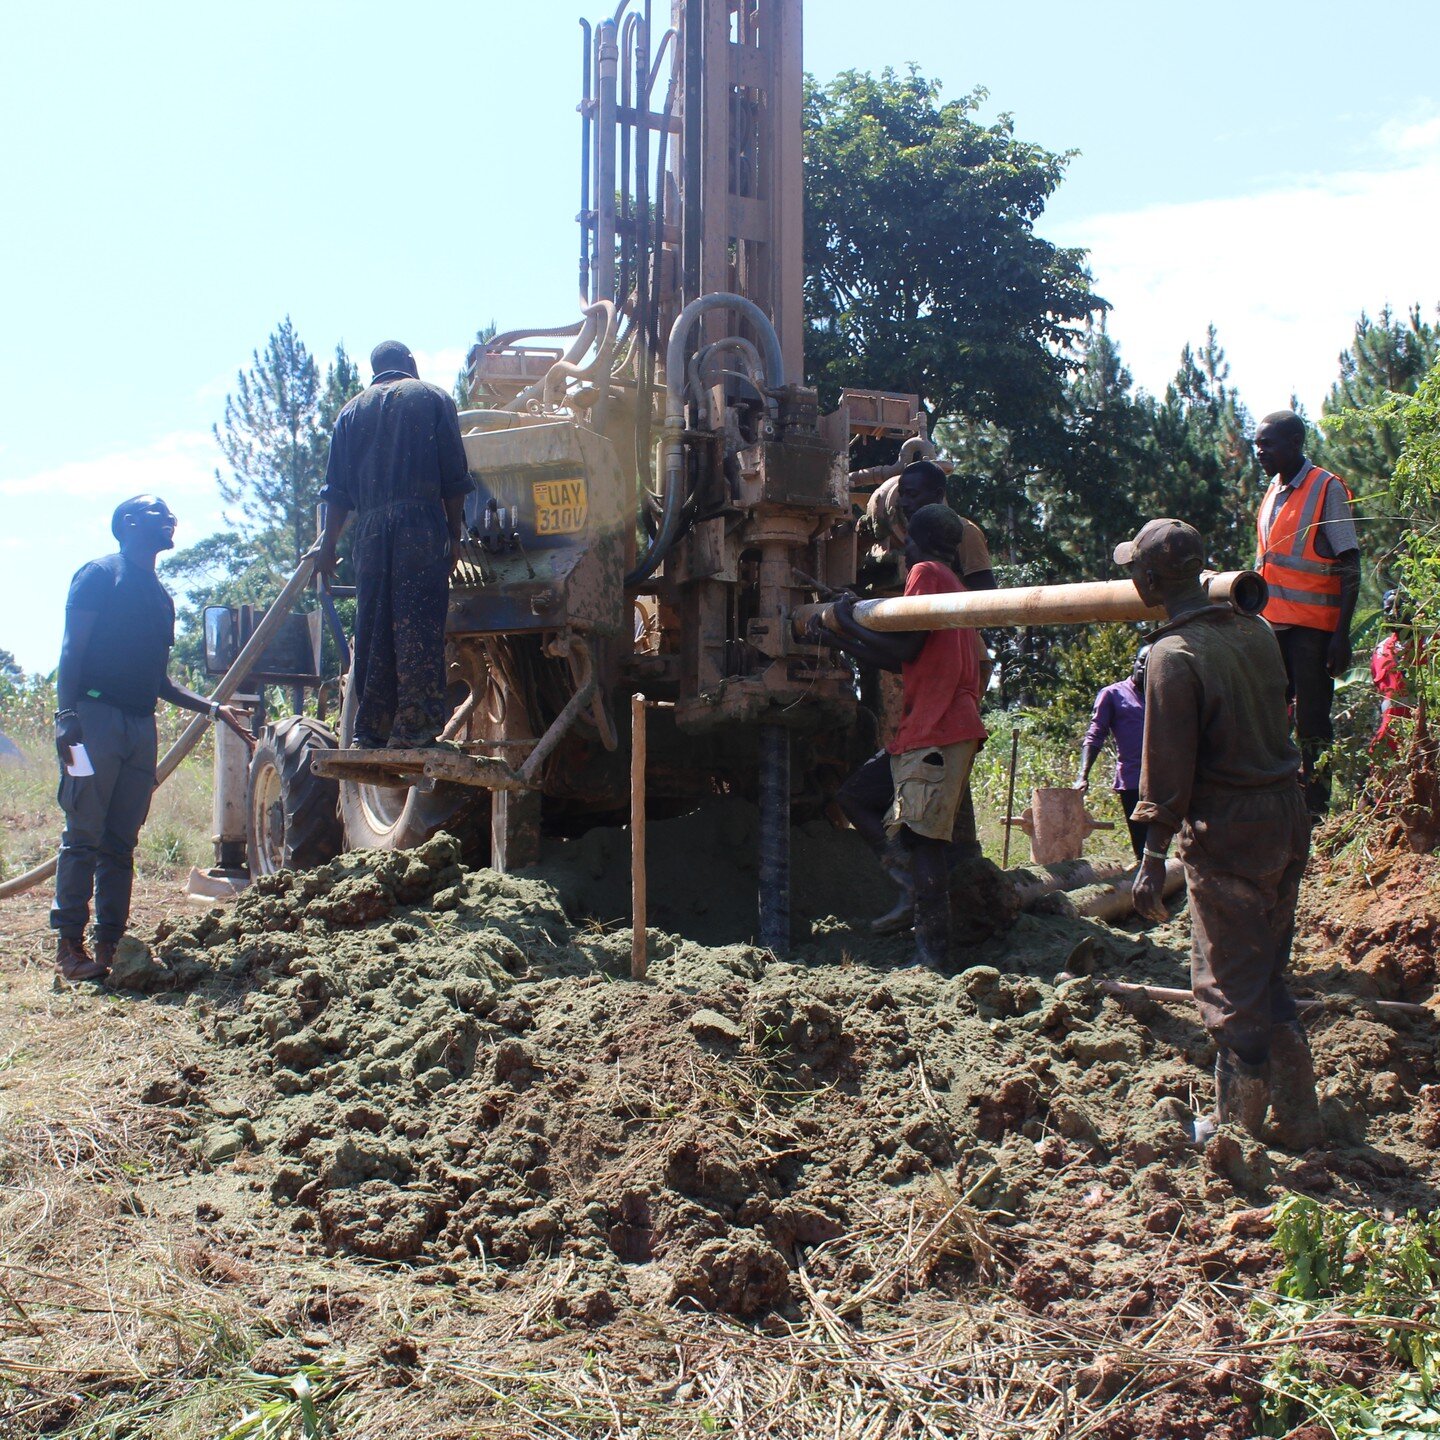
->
xmin=1113 ymin=518 xmax=1204 ymax=578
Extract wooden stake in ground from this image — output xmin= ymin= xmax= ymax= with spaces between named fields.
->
xmin=631 ymin=693 xmax=647 ymax=980
xmin=1002 ymin=727 xmax=1020 ymax=869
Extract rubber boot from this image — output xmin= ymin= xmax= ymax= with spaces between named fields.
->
xmin=871 ymin=874 xmax=915 ymax=936
xmin=56 ymin=937 xmax=105 ymax=983
xmin=911 ymin=891 xmax=951 ymax=970
xmin=873 ymin=839 xmax=915 ymax=935
xmin=1268 ymin=1021 xmax=1325 ymax=1151
xmin=1214 ymin=1047 xmax=1270 ymax=1141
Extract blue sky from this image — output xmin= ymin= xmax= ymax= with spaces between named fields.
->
xmin=3 ymin=0 xmax=1438 ymax=671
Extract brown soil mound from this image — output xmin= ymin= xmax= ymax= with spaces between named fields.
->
xmin=118 ymin=815 xmax=1440 ymax=1356
xmin=1298 ymin=847 xmax=1440 ymax=999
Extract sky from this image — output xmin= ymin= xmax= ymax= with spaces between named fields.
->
xmin=3 ymin=0 xmax=1438 ymax=672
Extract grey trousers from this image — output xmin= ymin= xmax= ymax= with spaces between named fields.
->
xmin=51 ymin=699 xmax=158 ymax=941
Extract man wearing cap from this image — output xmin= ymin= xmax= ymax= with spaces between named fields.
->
xmin=315 ymin=342 xmax=472 ymax=749
xmin=1254 ymin=410 xmax=1360 ymax=818
xmin=51 ymin=496 xmax=253 ymax=982
xmin=1122 ymin=518 xmax=1322 ymax=1150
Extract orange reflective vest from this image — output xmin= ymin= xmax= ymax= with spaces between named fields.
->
xmin=1256 ymin=464 xmax=1351 ymax=631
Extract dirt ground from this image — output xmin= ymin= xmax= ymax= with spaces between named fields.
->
xmin=1 ymin=803 xmax=1437 ymax=1438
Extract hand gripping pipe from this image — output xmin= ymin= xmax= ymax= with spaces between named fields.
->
xmin=626 ymin=293 xmax=785 ymax=586
xmin=793 ymin=571 xmax=1269 ymax=638
xmin=0 ymin=551 xmax=320 ymax=901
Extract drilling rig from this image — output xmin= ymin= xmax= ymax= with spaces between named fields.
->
xmin=208 ymin=0 xmax=1265 ymax=946
xmin=223 ymin=0 xmax=912 ymax=952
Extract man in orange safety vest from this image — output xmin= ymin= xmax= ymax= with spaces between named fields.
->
xmin=1254 ymin=410 xmax=1361 ymax=819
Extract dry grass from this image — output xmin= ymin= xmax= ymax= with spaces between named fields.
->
xmin=0 ymin=876 xmax=1338 ymax=1440
xmin=0 ymin=724 xmax=213 ymax=883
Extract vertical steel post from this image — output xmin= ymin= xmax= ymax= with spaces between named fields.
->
xmin=594 ymin=19 xmax=619 ymax=305
xmin=631 ymin=693 xmax=648 ymax=980
xmin=757 ymin=723 xmax=790 ymax=951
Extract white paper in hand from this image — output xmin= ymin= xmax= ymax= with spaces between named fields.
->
xmin=66 ymin=744 xmax=95 ymax=778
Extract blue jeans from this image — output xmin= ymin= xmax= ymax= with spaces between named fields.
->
xmin=50 ymin=699 xmax=157 ymax=941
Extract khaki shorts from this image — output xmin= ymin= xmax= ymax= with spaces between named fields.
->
xmin=885 ymin=740 xmax=979 ymax=842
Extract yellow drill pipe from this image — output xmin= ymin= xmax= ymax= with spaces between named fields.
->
xmin=792 ymin=571 xmax=1267 ymax=637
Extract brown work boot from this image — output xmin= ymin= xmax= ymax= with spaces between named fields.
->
xmin=1268 ymin=1021 xmax=1325 ymax=1151
xmin=55 ymin=937 xmax=105 ymax=983
xmin=1214 ymin=1047 xmax=1270 ymax=1141
xmin=93 ymin=938 xmax=118 ymax=974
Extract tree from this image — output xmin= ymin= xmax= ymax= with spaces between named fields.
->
xmin=213 ymin=318 xmax=360 ymax=570
xmin=163 ymin=321 xmax=360 ymax=679
xmin=1317 ymin=305 xmax=1440 ymax=571
xmin=803 ymin=68 xmax=1101 ymax=463
xmin=1146 ymin=327 xmax=1255 ymax=570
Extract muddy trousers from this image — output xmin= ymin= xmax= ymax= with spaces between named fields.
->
xmin=1275 ymin=625 xmax=1335 ymax=817
xmin=351 ymin=502 xmax=452 ymax=746
xmin=50 ymin=699 xmax=157 ymax=942
xmin=1181 ymin=785 xmax=1310 ymax=1065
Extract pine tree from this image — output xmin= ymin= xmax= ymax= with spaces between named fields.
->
xmin=162 ymin=322 xmax=361 ymax=676
xmin=1317 ymin=305 xmax=1440 ymax=567
xmin=214 ymin=318 xmax=361 ymax=569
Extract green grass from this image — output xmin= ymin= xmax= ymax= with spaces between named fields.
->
xmin=0 ymin=719 xmax=213 ymax=881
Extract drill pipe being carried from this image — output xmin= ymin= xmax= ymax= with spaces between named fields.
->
xmin=791 ymin=570 xmax=1268 ymax=638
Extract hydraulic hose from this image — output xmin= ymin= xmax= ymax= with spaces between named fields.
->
xmin=626 ymin=293 xmax=785 ymax=587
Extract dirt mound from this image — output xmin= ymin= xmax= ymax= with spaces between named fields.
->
xmin=127 ymin=826 xmax=1440 ymax=1336
xmin=1299 ymin=847 xmax=1440 ymax=998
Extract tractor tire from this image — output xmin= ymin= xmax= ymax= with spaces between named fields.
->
xmin=247 ymin=717 xmax=344 ymax=876
xmin=335 ymin=675 xmax=487 ymax=855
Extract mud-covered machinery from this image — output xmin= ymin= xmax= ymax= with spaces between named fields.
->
xmin=228 ymin=0 xmax=903 ymax=951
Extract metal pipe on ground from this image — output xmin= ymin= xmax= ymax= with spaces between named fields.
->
xmin=1076 ymin=975 xmax=1432 ymax=1020
xmin=0 ymin=551 xmax=320 ymax=902
xmin=793 ymin=571 xmax=1268 ymax=638
xmin=1066 ymin=859 xmax=1186 ymax=923
xmin=1010 ymin=857 xmax=1134 ymax=910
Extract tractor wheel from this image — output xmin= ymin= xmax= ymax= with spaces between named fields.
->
xmin=248 ymin=717 xmax=344 ymax=876
xmin=335 ymin=675 xmax=486 ymax=854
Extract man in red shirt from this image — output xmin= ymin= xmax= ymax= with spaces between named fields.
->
xmin=818 ymin=505 xmax=988 ymax=966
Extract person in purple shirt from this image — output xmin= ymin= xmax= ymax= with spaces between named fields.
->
xmin=1075 ymin=646 xmax=1150 ymax=861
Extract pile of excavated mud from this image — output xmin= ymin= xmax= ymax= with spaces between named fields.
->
xmin=118 ymin=808 xmax=1440 ymax=1354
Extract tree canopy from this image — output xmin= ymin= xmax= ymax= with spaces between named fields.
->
xmin=803 ymin=67 xmax=1100 ymax=462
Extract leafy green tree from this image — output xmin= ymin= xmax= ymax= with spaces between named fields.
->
xmin=803 ymin=68 xmax=1101 ymax=462
xmin=1317 ymin=305 xmax=1440 ymax=572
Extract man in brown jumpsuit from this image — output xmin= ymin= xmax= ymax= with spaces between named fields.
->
xmin=1123 ymin=518 xmax=1323 ymax=1149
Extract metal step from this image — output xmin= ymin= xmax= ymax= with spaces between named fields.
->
xmin=310 ymin=748 xmax=528 ymax=792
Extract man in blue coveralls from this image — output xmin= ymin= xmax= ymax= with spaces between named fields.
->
xmin=315 ymin=341 xmax=472 ymax=749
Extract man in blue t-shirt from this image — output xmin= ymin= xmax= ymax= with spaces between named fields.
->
xmin=52 ymin=496 xmax=251 ymax=982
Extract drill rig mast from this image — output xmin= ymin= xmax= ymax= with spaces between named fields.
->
xmin=462 ymin=0 xmax=867 ymax=951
